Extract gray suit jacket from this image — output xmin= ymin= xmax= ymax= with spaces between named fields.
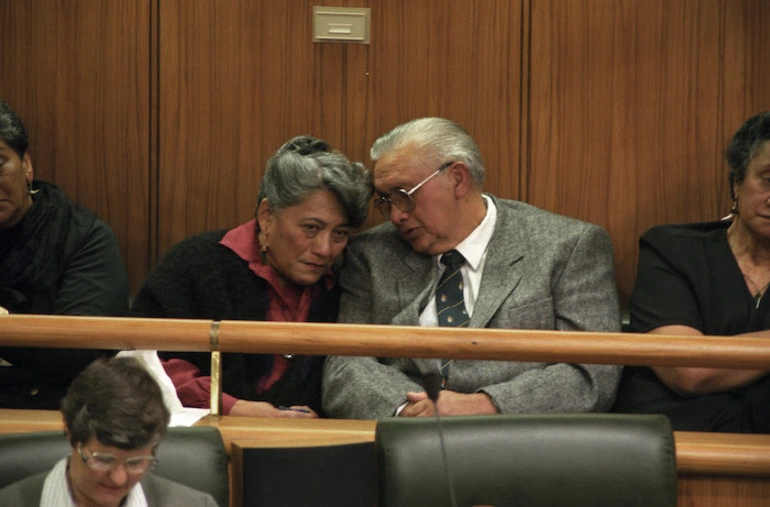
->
xmin=322 ymin=196 xmax=622 ymax=419
xmin=0 ymin=470 xmax=219 ymax=507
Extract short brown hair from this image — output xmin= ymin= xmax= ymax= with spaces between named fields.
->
xmin=61 ymin=356 xmax=170 ymax=450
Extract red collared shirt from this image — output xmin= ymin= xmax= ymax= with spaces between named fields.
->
xmin=163 ymin=219 xmax=335 ymax=414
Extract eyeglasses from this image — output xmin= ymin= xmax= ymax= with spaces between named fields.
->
xmin=374 ymin=161 xmax=454 ymax=219
xmin=78 ymin=446 xmax=158 ymax=475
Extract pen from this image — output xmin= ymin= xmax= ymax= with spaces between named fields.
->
xmin=278 ymin=406 xmax=311 ymax=413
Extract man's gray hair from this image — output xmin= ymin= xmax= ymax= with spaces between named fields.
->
xmin=370 ymin=117 xmax=485 ymax=186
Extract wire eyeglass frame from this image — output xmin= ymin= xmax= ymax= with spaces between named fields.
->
xmin=373 ymin=161 xmax=454 ymax=219
xmin=78 ymin=445 xmax=158 ymax=475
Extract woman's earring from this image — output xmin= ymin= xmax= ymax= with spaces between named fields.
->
xmin=730 ymin=198 xmax=738 ymax=215
xmin=28 ymin=183 xmax=39 ymax=195
xmin=258 ymin=231 xmax=269 ymax=252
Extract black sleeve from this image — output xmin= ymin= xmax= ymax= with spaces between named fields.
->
xmin=127 ymin=233 xmax=239 ymax=376
xmin=128 ymin=236 xmax=213 ymax=319
xmin=628 ymin=227 xmax=705 ymax=333
xmin=0 ymin=219 xmax=126 ymax=379
xmin=54 ymin=219 xmax=129 ymax=316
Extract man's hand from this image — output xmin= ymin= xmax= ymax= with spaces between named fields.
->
xmin=399 ymin=390 xmax=498 ymax=417
xmin=230 ymin=400 xmax=319 ymax=418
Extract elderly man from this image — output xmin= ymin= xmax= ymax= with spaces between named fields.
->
xmin=322 ymin=117 xmax=621 ymax=419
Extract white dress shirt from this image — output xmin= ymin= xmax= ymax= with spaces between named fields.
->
xmin=419 ymin=194 xmax=497 ymax=326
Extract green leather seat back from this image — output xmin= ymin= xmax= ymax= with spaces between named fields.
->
xmin=0 ymin=426 xmax=229 ymax=507
xmin=375 ymin=414 xmax=677 ymax=507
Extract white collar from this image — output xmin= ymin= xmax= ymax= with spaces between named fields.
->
xmin=438 ymin=194 xmax=497 ymax=271
xmin=41 ymin=456 xmax=149 ymax=507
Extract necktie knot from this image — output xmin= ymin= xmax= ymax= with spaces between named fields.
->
xmin=440 ymin=250 xmax=465 ymax=271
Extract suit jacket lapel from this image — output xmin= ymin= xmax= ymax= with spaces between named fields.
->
xmin=385 ymin=198 xmax=526 ymax=328
xmin=471 ymin=200 xmax=525 ymax=328
xmin=392 ymin=250 xmax=435 ymax=326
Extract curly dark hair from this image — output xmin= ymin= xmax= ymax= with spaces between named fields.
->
xmin=726 ymin=112 xmax=770 ymax=199
xmin=0 ymin=99 xmax=29 ymax=158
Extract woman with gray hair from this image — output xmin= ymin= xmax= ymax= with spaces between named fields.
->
xmin=128 ymin=135 xmax=372 ymax=418
xmin=0 ymin=356 xmax=217 ymax=506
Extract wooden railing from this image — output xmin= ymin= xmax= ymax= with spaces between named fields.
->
xmin=3 ymin=313 xmax=770 ymax=415
xmin=2 ymin=314 xmax=770 ymax=506
xmin=3 ymin=314 xmax=770 ymax=368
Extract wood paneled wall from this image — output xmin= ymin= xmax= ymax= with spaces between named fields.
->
xmin=528 ymin=0 xmax=770 ymax=303
xmin=157 ymin=0 xmax=523 ymax=253
xmin=1 ymin=0 xmax=767 ymax=304
xmin=0 ymin=0 xmax=152 ymax=295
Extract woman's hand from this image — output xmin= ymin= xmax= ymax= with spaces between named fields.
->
xmin=229 ymin=400 xmax=318 ymax=418
xmin=275 ymin=405 xmax=319 ymax=418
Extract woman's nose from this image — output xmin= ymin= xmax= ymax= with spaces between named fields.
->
xmin=107 ymin=464 xmax=129 ymax=485
xmin=312 ymin=233 xmax=333 ymax=257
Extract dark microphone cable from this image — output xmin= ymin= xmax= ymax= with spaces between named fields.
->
xmin=423 ymin=371 xmax=458 ymax=507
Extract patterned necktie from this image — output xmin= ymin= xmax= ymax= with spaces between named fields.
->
xmin=436 ymin=250 xmax=469 ymax=327
xmin=436 ymin=250 xmax=469 ymax=388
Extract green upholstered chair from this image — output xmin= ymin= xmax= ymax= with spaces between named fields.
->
xmin=375 ymin=413 xmax=677 ymax=507
xmin=0 ymin=426 xmax=229 ymax=507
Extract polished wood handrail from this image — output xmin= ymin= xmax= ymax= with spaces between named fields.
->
xmin=0 ymin=315 xmax=212 ymax=351
xmin=2 ymin=314 xmax=770 ymax=368
xmin=675 ymin=431 xmax=770 ymax=477
xmin=219 ymin=320 xmax=770 ymax=368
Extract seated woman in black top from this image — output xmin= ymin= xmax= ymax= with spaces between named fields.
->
xmin=613 ymin=112 xmax=770 ymax=433
xmin=0 ymin=99 xmax=129 ymax=409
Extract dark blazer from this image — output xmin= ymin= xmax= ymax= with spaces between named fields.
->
xmin=323 ymin=196 xmax=622 ymax=419
xmin=0 ymin=470 xmax=218 ymax=507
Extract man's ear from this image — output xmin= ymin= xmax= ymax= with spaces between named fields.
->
xmin=451 ymin=161 xmax=473 ymax=198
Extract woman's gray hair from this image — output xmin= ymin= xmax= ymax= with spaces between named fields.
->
xmin=256 ymin=135 xmax=372 ymax=228
xmin=726 ymin=112 xmax=770 ymax=199
xmin=61 ymin=356 xmax=170 ymax=450
xmin=370 ymin=117 xmax=485 ymax=187
xmin=0 ymin=99 xmax=29 ymax=158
